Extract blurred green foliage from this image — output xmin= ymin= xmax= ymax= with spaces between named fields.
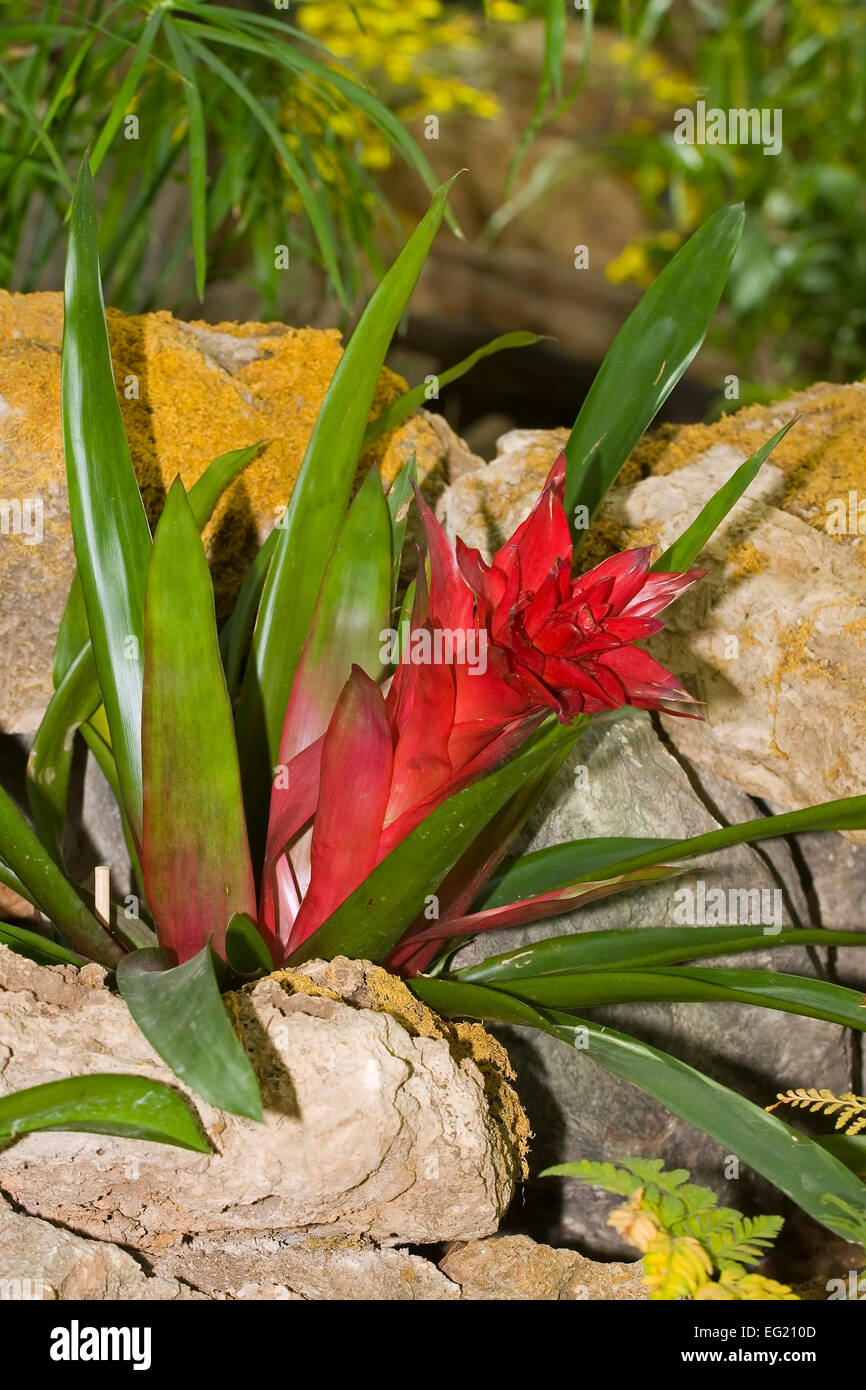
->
xmin=599 ymin=0 xmax=866 ymax=387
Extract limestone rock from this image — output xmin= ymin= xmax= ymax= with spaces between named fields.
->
xmin=0 ymin=1194 xmax=201 ymax=1300
xmin=437 ymin=383 xmax=866 ymax=841
xmin=439 ymin=1234 xmax=645 ymax=1300
xmin=0 ymin=950 xmax=522 ymax=1250
xmin=150 ymin=1231 xmax=459 ymax=1302
xmin=0 ymin=291 xmax=481 ymax=734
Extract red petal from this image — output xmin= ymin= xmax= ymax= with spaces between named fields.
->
xmin=620 ymin=568 xmax=706 ymax=618
xmin=492 ymin=463 xmax=572 ymax=595
xmin=573 ymin=547 xmax=654 ymax=612
xmin=597 ymin=644 xmax=702 ymax=716
xmin=411 ymin=481 xmax=474 ymax=629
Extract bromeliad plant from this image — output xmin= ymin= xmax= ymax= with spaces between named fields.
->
xmin=2 ymin=159 xmax=866 ymax=1251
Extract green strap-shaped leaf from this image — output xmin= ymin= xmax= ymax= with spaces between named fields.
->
xmin=458 ymin=926 xmax=866 ymax=984
xmin=236 ymin=177 xmax=457 ymax=856
xmin=225 ymin=911 xmax=274 ymax=978
xmin=564 ymin=205 xmax=745 ymax=540
xmin=187 ymin=442 xmax=264 ymax=531
xmin=491 ymin=965 xmax=866 ymax=1031
xmin=363 ymin=332 xmax=547 ymax=447
xmin=484 ymin=796 xmax=866 ymax=901
xmin=479 ymin=836 xmax=676 ymax=909
xmin=0 ymin=1074 xmax=210 ymax=1153
xmin=163 ymin=19 xmax=207 ymax=301
xmin=0 ymin=782 xmax=122 ymax=968
xmin=410 ymin=977 xmax=866 ymax=1243
xmin=40 ymin=442 xmax=263 ymax=868
xmin=27 ymin=643 xmax=101 ymax=864
xmin=220 ymin=528 xmax=278 ymax=697
xmin=116 ymin=946 xmax=262 ymax=1121
xmin=653 ymin=420 xmax=795 ymax=573
xmin=289 ymin=719 xmax=584 ymax=967
xmin=53 ymin=571 xmax=89 ymax=687
xmin=385 ymin=454 xmax=417 ymax=617
xmin=276 ymin=466 xmax=392 ymax=766
xmin=62 ymin=156 xmax=152 ymax=835
xmin=141 ymin=479 xmax=256 ymax=964
xmin=89 ymin=6 xmax=164 ymax=175
xmin=0 ymin=922 xmax=88 ymax=969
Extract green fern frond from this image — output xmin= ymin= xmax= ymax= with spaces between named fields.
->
xmin=706 ymin=1215 xmax=785 ymax=1271
xmin=768 ymin=1088 xmax=866 ymax=1134
xmin=545 ymin=1156 xmax=796 ymax=1301
xmin=541 ymin=1159 xmax=643 ymax=1197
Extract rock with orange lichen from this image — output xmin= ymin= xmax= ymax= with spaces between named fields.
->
xmin=0 ymin=291 xmax=480 ymax=734
xmin=438 ymin=383 xmax=866 ymax=837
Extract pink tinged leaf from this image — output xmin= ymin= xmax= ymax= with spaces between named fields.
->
xmin=388 ymin=868 xmax=679 ymax=973
xmin=141 ymin=480 xmax=256 ymax=964
xmin=260 ymin=734 xmax=324 ymax=953
xmin=385 ymin=549 xmax=430 ymax=737
xmin=410 ymin=480 xmax=475 ymax=629
xmin=383 ymin=650 xmax=455 ymax=831
xmin=276 ymin=466 xmax=392 ymax=768
xmin=287 ymin=667 xmax=393 ymax=950
xmin=265 ymin=735 xmax=325 ymax=863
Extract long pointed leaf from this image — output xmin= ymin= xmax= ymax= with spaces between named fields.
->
xmin=62 ymin=157 xmax=152 ymax=833
xmin=491 ymin=965 xmax=866 ymax=1031
xmin=564 ymin=206 xmax=744 ymax=539
xmin=0 ymin=923 xmax=88 ymax=969
xmin=0 ymin=1074 xmax=210 ymax=1152
xmin=485 ymin=797 xmax=866 ymax=901
xmin=0 ymin=783 xmax=121 ymax=968
xmin=116 ymin=946 xmax=262 ymax=1121
xmin=458 ymin=926 xmax=866 ymax=984
xmin=236 ymin=178 xmax=457 ymax=854
xmin=410 ymin=977 xmax=866 ymax=1243
xmin=653 ymin=421 xmax=795 ymax=573
xmin=363 ymin=332 xmax=546 ymax=448
xmin=141 ymin=480 xmax=256 ymax=963
xmin=288 ymin=718 xmax=583 ymax=967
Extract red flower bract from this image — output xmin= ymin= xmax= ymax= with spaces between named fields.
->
xmin=455 ymin=453 xmax=705 ymax=719
xmin=264 ymin=452 xmax=704 ymax=957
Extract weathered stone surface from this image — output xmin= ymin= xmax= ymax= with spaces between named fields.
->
xmin=0 ymin=951 xmax=522 ymax=1250
xmin=454 ymin=715 xmax=854 ymax=1258
xmin=0 ymin=1196 xmax=649 ymax=1301
xmin=0 ymin=291 xmax=481 ymax=734
xmin=437 ymin=383 xmax=866 ymax=840
xmin=439 ymin=1234 xmax=645 ymax=1301
xmin=151 ymin=1231 xmax=459 ymax=1302
xmin=0 ymin=1194 xmax=201 ymax=1300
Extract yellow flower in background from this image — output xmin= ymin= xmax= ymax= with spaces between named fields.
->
xmin=285 ymin=0 xmax=518 ymax=193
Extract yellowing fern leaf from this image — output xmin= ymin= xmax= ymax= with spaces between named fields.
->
xmin=768 ymin=1088 xmax=866 ymax=1134
xmin=643 ymin=1233 xmax=713 ymax=1300
xmin=694 ymin=1270 xmax=798 ymax=1301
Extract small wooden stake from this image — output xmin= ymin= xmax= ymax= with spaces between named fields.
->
xmin=94 ymin=865 xmax=111 ymax=927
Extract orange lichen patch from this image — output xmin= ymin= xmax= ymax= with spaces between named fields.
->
xmin=261 ymin=959 xmax=531 ymax=1176
xmin=0 ymin=290 xmax=456 ymax=617
xmin=627 ymin=381 xmax=866 ymax=563
xmin=727 ymin=540 xmax=770 ymax=582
